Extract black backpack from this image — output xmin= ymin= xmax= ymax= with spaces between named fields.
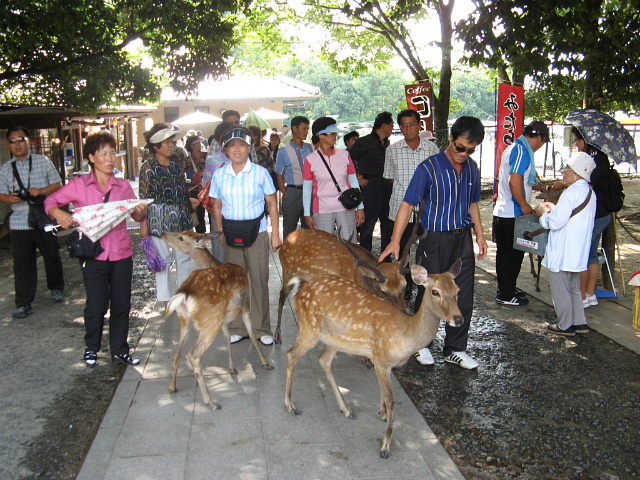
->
xmin=601 ymin=163 xmax=625 ymax=213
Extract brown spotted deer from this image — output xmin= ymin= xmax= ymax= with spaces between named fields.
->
xmin=275 ymin=205 xmax=424 ymax=344
xmin=161 ymin=231 xmax=273 ymax=410
xmin=284 ymin=232 xmax=464 ymax=458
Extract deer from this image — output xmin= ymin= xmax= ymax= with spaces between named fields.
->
xmin=161 ymin=231 xmax=273 ymax=410
xmin=274 ymin=206 xmax=423 ymax=344
xmin=284 ymin=206 xmax=464 ymax=459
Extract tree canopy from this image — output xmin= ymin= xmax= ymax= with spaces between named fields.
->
xmin=457 ymin=0 xmax=640 ymax=119
xmin=0 ymin=0 xmax=244 ymax=112
xmin=293 ymin=0 xmax=455 ymax=131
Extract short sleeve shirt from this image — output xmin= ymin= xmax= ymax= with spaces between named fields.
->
xmin=302 ymin=148 xmax=356 ymax=214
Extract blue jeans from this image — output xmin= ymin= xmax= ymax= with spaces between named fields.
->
xmin=587 ymin=214 xmax=612 ymax=265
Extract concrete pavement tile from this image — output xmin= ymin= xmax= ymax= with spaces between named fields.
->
xmin=100 ymin=379 xmax=139 ymax=428
xmin=103 ymin=453 xmax=187 ymax=480
xmin=329 ymin=411 xmax=436 ymax=478
xmin=76 ymin=426 xmax=121 ymax=480
xmin=418 ymin=437 xmax=466 ymax=480
xmin=265 ymin=443 xmax=351 ymax=480
xmin=260 ymin=370 xmax=340 ymax=447
xmin=187 ymin=416 xmax=267 ymax=480
xmin=190 ymin=371 xmax=260 ymax=417
xmin=111 ymin=377 xmax=195 ymax=458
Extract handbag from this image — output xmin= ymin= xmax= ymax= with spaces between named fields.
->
xmin=11 ymin=157 xmax=55 ymax=230
xmin=222 ymin=212 xmax=265 ymax=248
xmin=66 ymin=191 xmax=111 ymax=259
xmin=316 ymin=150 xmax=362 ymax=210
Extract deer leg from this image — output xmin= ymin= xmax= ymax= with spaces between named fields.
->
xmin=375 ymin=366 xmax=394 ymax=459
xmin=187 ymin=331 xmax=220 ymax=410
xmin=285 ymin=331 xmax=318 ymax=415
xmin=169 ymin=314 xmax=192 ymax=394
xmin=220 ymin=322 xmax=238 ymax=375
xmin=535 ymin=255 xmax=542 ymax=292
xmin=319 ymin=345 xmax=355 ymax=419
xmin=276 ymin=279 xmax=295 ymax=344
xmin=240 ymin=305 xmax=273 ymax=370
xmin=529 ymin=252 xmax=537 ymax=278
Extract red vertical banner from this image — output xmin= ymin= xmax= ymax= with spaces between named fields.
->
xmin=494 ymin=84 xmax=525 ymax=199
xmin=405 ymin=81 xmax=434 ymax=132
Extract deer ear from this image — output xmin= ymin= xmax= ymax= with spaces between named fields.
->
xmin=205 ymin=232 xmax=222 ymax=241
xmin=447 ymin=258 xmax=462 ymax=278
xmin=410 ymin=264 xmax=429 ymax=285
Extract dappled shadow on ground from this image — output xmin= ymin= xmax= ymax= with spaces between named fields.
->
xmin=396 ymin=270 xmax=640 ymax=480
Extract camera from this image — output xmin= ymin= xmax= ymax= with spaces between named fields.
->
xmin=15 ymin=188 xmax=31 ymax=201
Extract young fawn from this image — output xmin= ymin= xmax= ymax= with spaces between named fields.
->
xmin=161 ymin=231 xmax=273 ymax=410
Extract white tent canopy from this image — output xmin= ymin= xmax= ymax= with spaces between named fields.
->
xmin=172 ymin=111 xmax=222 ymax=125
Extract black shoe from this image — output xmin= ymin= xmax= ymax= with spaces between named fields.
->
xmin=51 ymin=289 xmax=64 ymax=303
xmin=515 ymin=288 xmax=527 ymax=299
xmin=496 ymin=295 xmax=529 ymax=306
xmin=547 ymin=324 xmax=576 ymax=336
xmin=84 ymin=348 xmax=97 ymax=367
xmin=13 ymin=305 xmax=33 ymax=318
xmin=112 ymin=353 xmax=140 ymax=365
xmin=574 ymin=324 xmax=590 ymax=334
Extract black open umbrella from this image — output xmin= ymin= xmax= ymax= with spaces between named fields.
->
xmin=566 ymin=109 xmax=637 ymax=164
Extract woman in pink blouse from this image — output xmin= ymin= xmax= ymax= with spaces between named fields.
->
xmin=45 ymin=132 xmax=148 ymax=367
xmin=302 ymin=117 xmax=364 ymax=240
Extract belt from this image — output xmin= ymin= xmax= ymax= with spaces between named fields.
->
xmin=287 ymin=184 xmax=303 ymax=189
xmin=435 ymin=223 xmax=474 ymax=235
xmin=362 ymin=175 xmax=387 ymax=181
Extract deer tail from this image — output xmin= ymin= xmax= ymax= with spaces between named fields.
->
xmin=286 ymin=276 xmax=307 ymax=298
xmin=165 ymin=293 xmax=188 ymax=318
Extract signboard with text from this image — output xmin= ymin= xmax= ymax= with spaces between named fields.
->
xmin=405 ymin=81 xmax=434 ymax=133
xmin=494 ymin=83 xmax=525 ymax=198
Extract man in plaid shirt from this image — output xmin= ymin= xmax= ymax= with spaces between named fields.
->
xmin=383 ymin=109 xmax=439 ymax=270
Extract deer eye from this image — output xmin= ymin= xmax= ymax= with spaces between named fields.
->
xmin=431 ymin=290 xmax=440 ymax=297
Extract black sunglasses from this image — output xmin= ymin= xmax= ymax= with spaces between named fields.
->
xmin=8 ymin=136 xmax=28 ymax=144
xmin=453 ymin=142 xmax=475 ymax=154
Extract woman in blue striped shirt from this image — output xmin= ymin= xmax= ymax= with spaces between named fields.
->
xmin=210 ymin=126 xmax=282 ymax=346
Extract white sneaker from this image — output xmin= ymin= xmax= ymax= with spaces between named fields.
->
xmin=230 ymin=335 xmax=243 ymax=344
xmin=586 ymin=294 xmax=598 ymax=307
xmin=445 ymin=351 xmax=479 ymax=370
xmin=260 ymin=335 xmax=274 ymax=346
xmin=414 ymin=348 xmax=434 ymax=365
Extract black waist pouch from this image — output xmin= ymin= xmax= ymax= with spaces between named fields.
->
xmin=222 ymin=212 xmax=265 ymax=248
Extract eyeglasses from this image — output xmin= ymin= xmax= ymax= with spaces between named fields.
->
xmin=321 ymin=132 xmax=337 ymax=137
xmin=8 ymin=136 xmax=28 ymax=144
xmin=399 ymin=122 xmax=418 ymax=130
xmin=453 ymin=142 xmax=475 ymax=155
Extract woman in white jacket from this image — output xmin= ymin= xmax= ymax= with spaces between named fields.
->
xmin=535 ymin=152 xmax=596 ymax=336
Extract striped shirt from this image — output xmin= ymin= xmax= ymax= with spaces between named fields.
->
xmin=0 ymin=154 xmax=61 ymax=230
xmin=493 ymin=138 xmax=533 ymax=218
xmin=384 ymin=138 xmax=440 ymax=220
xmin=275 ymin=141 xmax=313 ymax=185
xmin=403 ymin=151 xmax=481 ymax=232
xmin=209 ymin=160 xmax=275 ymax=232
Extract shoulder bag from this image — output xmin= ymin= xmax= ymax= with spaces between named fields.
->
xmin=11 ymin=156 xmax=55 ymax=230
xmin=316 ymin=150 xmax=362 ymax=210
xmin=66 ymin=191 xmax=111 ymax=259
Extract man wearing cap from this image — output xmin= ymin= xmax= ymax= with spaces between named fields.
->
xmin=275 ymin=116 xmax=314 ymax=238
xmin=535 ymin=152 xmax=596 ymax=336
xmin=493 ymin=120 xmax=550 ymax=306
xmin=0 ymin=126 xmax=65 ymax=318
xmin=349 ymin=111 xmax=394 ymax=253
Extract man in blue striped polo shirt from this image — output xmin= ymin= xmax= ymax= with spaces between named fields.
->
xmin=380 ymin=116 xmax=487 ymax=370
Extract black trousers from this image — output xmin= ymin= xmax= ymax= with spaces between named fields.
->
xmin=359 ymin=178 xmax=393 ymax=253
xmin=492 ymin=216 xmax=525 ymax=299
xmin=11 ymin=229 xmax=64 ymax=308
xmin=415 ymin=229 xmax=475 ymax=356
xmin=81 ymin=256 xmax=133 ymax=356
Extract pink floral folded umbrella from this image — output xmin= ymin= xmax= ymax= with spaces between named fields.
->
xmin=71 ymin=199 xmax=153 ymax=243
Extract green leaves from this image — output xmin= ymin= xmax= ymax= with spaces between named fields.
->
xmin=0 ymin=0 xmax=244 ymax=111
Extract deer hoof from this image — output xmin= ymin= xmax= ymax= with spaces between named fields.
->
xmin=229 ymin=368 xmax=238 ymax=375
xmin=290 ymin=408 xmax=302 ymax=416
xmin=263 ymin=362 xmax=274 ymax=370
xmin=169 ymin=386 xmax=177 ymax=394
xmin=379 ymin=449 xmax=390 ymax=459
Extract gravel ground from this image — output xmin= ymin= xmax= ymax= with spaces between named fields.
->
xmin=2 ymin=178 xmax=639 ymax=479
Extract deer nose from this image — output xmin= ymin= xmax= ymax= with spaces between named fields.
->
xmin=452 ymin=316 xmax=464 ymax=327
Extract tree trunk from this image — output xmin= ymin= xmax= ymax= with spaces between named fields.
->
xmin=433 ymin=0 xmax=454 ymax=133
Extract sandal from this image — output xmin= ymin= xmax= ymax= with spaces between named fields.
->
xmin=84 ymin=348 xmax=97 ymax=367
xmin=112 ymin=353 xmax=140 ymax=365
